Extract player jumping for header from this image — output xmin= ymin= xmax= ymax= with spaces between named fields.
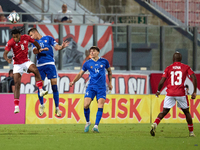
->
xmin=4 ymin=27 xmax=48 ymax=114
xmin=28 ymin=27 xmax=69 ymax=117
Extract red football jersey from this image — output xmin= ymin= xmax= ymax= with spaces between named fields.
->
xmin=5 ymin=34 xmax=35 ymax=64
xmin=162 ymin=62 xmax=194 ymax=96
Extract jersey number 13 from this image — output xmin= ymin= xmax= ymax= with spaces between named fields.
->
xmin=170 ymin=71 xmax=182 ymax=86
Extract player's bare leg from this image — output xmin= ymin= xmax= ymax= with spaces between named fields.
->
xmin=13 ymin=73 xmax=21 ymax=114
xmin=92 ymin=98 xmax=105 ymax=133
xmin=150 ymin=108 xmax=170 ymax=136
xmin=51 ymin=78 xmax=61 ymax=117
xmin=84 ymin=98 xmax=92 ymax=132
xmin=182 ymin=108 xmax=195 ymax=137
xmin=28 ymin=64 xmax=48 ymax=97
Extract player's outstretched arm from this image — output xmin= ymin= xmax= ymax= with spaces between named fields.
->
xmin=69 ymin=70 xmax=85 ymax=87
xmin=156 ymin=77 xmax=166 ymax=98
xmin=191 ymin=74 xmax=197 ymax=99
xmin=3 ymin=50 xmax=12 ymax=64
xmin=107 ymin=67 xmax=113 ymax=90
xmin=55 ymin=41 xmax=70 ymax=51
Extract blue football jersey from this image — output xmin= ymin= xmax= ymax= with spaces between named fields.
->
xmin=82 ymin=57 xmax=110 ymax=88
xmin=32 ymin=36 xmax=58 ymax=67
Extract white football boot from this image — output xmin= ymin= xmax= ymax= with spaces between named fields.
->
xmin=150 ymin=123 xmax=157 ymax=136
xmin=39 ymin=105 xmax=45 ymax=116
xmin=14 ymin=106 xmax=20 ymax=114
xmin=39 ymin=89 xmax=48 ymax=97
xmin=55 ymin=108 xmax=61 ymax=117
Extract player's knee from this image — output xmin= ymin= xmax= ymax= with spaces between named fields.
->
xmin=52 ymin=85 xmax=58 ymax=92
xmin=84 ymin=104 xmax=89 ymax=109
xmin=15 ymin=81 xmax=21 ymax=88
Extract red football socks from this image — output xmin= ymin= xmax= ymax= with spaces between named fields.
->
xmin=154 ymin=117 xmax=161 ymax=125
xmin=14 ymin=99 xmax=19 ymax=106
xmin=36 ymin=80 xmax=43 ymax=89
xmin=188 ymin=124 xmax=193 ymax=132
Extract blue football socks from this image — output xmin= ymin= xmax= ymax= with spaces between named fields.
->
xmin=52 ymin=85 xmax=59 ymax=107
xmin=95 ymin=108 xmax=103 ymax=125
xmin=84 ymin=108 xmax=90 ymax=122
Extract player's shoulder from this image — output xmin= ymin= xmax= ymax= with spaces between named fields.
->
xmin=99 ymin=57 xmax=107 ymax=61
xmin=85 ymin=59 xmax=93 ymax=64
xmin=44 ymin=35 xmax=55 ymax=40
xmin=99 ymin=57 xmax=109 ymax=63
xmin=21 ymin=34 xmax=29 ymax=38
xmin=7 ymin=38 xmax=14 ymax=45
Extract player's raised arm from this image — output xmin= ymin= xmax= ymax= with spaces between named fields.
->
xmin=3 ymin=50 xmax=12 ymax=64
xmin=54 ymin=40 xmax=70 ymax=51
xmin=190 ymin=73 xmax=197 ymax=99
xmin=69 ymin=70 xmax=85 ymax=87
xmin=107 ymin=67 xmax=113 ymax=90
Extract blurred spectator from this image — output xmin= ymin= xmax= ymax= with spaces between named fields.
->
xmin=0 ymin=5 xmax=7 ymax=22
xmin=82 ymin=49 xmax=92 ymax=66
xmin=54 ymin=4 xmax=72 ymax=23
xmin=1 ymin=69 xmax=15 ymax=93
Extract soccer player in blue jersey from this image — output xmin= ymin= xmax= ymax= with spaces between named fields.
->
xmin=69 ymin=46 xmax=113 ymax=133
xmin=28 ymin=28 xmax=69 ymax=117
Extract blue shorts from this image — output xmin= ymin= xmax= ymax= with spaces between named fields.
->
xmin=37 ymin=65 xmax=57 ymax=81
xmin=84 ymin=86 xmax=106 ymax=101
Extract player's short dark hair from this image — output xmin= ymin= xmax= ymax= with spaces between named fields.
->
xmin=10 ymin=27 xmax=23 ymax=35
xmin=185 ymin=84 xmax=189 ymax=89
xmin=28 ymin=27 xmax=38 ymax=35
xmin=9 ymin=69 xmax=13 ymax=75
xmin=89 ymin=46 xmax=100 ymax=52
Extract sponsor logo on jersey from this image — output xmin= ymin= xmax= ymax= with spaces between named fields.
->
xmin=95 ymin=64 xmax=98 ymax=66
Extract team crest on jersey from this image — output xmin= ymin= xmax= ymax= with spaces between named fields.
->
xmin=24 ymin=41 xmax=27 ymax=43
xmin=90 ymin=66 xmax=93 ymax=69
xmin=45 ymin=40 xmax=47 ymax=42
xmin=15 ymin=44 xmax=18 ymax=46
xmin=100 ymin=65 xmax=103 ymax=68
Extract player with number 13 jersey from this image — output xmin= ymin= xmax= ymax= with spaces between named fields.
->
xmin=162 ymin=61 xmax=194 ymax=96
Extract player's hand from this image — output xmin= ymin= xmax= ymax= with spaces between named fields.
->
xmin=7 ymin=59 xmax=12 ymax=64
xmin=39 ymin=48 xmax=49 ymax=53
xmin=155 ymin=91 xmax=160 ymax=98
xmin=69 ymin=81 xmax=74 ymax=87
xmin=191 ymin=92 xmax=196 ymax=99
xmin=61 ymin=41 xmax=70 ymax=49
xmin=108 ymin=83 xmax=113 ymax=91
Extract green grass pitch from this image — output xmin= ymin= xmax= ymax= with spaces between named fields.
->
xmin=0 ymin=123 xmax=199 ymax=150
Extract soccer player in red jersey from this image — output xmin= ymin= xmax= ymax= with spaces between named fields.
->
xmin=150 ymin=52 xmax=197 ymax=137
xmin=3 ymin=27 xmax=49 ymax=114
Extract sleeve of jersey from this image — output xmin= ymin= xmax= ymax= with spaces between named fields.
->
xmin=105 ymin=59 xmax=110 ymax=69
xmin=49 ymin=36 xmax=58 ymax=47
xmin=188 ymin=67 xmax=194 ymax=76
xmin=162 ymin=68 xmax=168 ymax=78
xmin=82 ymin=62 xmax=88 ymax=72
xmin=27 ymin=35 xmax=35 ymax=43
xmin=5 ymin=41 xmax=12 ymax=51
